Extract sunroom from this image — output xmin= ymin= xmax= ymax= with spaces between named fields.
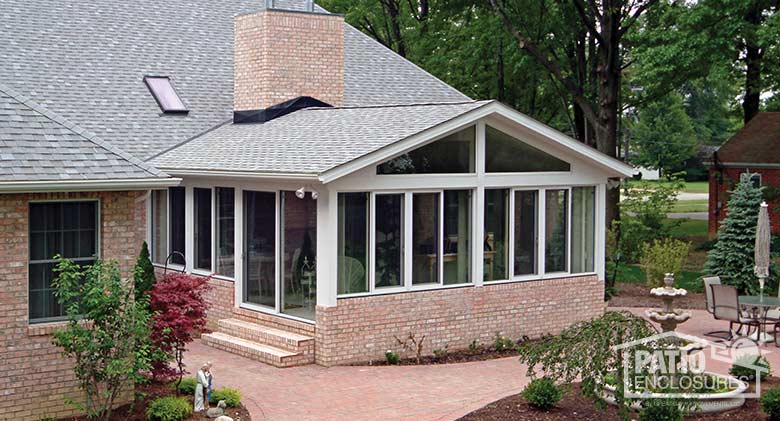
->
xmin=148 ymin=100 xmax=634 ymax=327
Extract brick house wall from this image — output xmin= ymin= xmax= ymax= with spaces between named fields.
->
xmin=314 ymin=274 xmax=603 ymax=366
xmin=234 ymin=9 xmax=344 ymax=111
xmin=0 ymin=190 xmax=146 ymax=420
xmin=708 ymin=167 xmax=780 ymax=237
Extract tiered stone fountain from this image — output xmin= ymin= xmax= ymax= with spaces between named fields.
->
xmin=601 ymin=273 xmax=748 ymax=413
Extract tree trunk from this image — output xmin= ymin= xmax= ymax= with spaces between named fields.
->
xmin=742 ymin=1 xmax=764 ymax=123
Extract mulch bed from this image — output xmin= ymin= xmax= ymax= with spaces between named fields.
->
xmin=354 ymin=347 xmax=520 ymax=366
xmin=58 ymin=381 xmax=251 ymax=421
xmin=458 ymin=377 xmax=780 ymax=420
xmin=608 ymin=282 xmax=707 ymax=310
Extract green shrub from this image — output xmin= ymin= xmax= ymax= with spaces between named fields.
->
xmin=432 ymin=345 xmax=448 ymax=359
xmin=145 ymin=396 xmax=192 ymax=421
xmin=176 ymin=377 xmax=197 ymax=395
xmin=209 ymin=387 xmax=242 ymax=407
xmin=521 ymin=378 xmax=563 ymax=410
xmin=761 ymin=388 xmax=780 ymax=421
xmin=493 ymin=332 xmax=514 ymax=351
xmin=385 ymin=350 xmax=400 ymax=365
xmin=468 ymin=340 xmax=482 ymax=353
xmin=638 ymin=398 xmax=683 ymax=421
xmin=730 ymin=355 xmax=770 ymax=381
xmin=640 ymin=238 xmax=690 ymax=287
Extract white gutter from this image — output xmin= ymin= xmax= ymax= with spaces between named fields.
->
xmin=160 ymin=168 xmax=320 ymax=181
xmin=0 ymin=178 xmax=181 ymax=194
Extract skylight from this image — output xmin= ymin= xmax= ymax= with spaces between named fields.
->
xmin=144 ymin=76 xmax=188 ymax=113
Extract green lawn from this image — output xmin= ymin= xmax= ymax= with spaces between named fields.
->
xmin=625 ymin=180 xmax=708 ymax=194
xmin=669 ymin=199 xmax=708 ymax=213
xmin=609 ymin=262 xmax=704 ymax=292
xmin=666 ymin=218 xmax=708 ymax=240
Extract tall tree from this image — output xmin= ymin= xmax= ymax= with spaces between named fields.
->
xmin=631 ymin=93 xmax=697 ymax=175
xmin=489 ymin=0 xmax=661 ymax=224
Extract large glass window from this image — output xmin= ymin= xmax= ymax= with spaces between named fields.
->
xmin=375 ymin=194 xmax=404 ymax=288
xmin=443 ymin=190 xmax=471 ymax=285
xmin=216 ymin=187 xmax=235 ymax=277
xmin=514 ymin=190 xmax=538 ymax=276
xmin=168 ymin=186 xmax=186 ymax=266
xmin=281 ymin=191 xmax=317 ymax=319
xmin=571 ymin=186 xmax=596 ymax=273
xmin=337 ymin=193 xmax=369 ymax=294
xmin=545 ymin=189 xmax=569 ymax=273
xmin=151 ymin=189 xmax=168 ymax=264
xmin=194 ymin=188 xmax=212 ymax=271
xmin=244 ymin=191 xmax=276 ymax=307
xmin=377 ymin=126 xmax=476 ymax=174
xmin=484 ymin=189 xmax=508 ymax=281
xmin=412 ymin=193 xmax=440 ymax=285
xmin=485 ymin=125 xmax=571 ymax=172
xmin=29 ymin=201 xmax=98 ymax=322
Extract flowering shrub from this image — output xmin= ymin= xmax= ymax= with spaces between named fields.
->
xmin=149 ymin=272 xmax=211 ymax=389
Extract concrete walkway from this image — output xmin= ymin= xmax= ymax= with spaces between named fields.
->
xmin=184 ymin=340 xmax=529 ymax=421
xmin=666 ymin=212 xmax=707 ymax=220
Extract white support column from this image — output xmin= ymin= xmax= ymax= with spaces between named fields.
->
xmin=474 ymin=121 xmax=486 ymax=286
xmin=596 ymin=183 xmax=607 ymax=280
xmin=184 ymin=185 xmax=194 ymax=274
xmin=316 ymin=186 xmax=338 ymax=308
xmin=537 ymin=189 xmax=546 ymax=276
xmin=234 ymin=188 xmax=244 ymax=308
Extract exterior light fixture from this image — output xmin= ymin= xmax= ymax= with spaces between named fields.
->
xmin=296 ymin=187 xmax=306 ymax=199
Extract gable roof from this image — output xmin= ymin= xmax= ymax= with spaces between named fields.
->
xmin=0 ymin=83 xmax=175 ymax=191
xmin=149 ymin=100 xmax=635 ymax=181
xmin=149 ymin=101 xmax=491 ymax=176
xmin=716 ymin=113 xmax=780 ymax=166
xmin=0 ymin=0 xmax=469 ymax=161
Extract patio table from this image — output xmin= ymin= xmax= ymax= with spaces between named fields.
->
xmin=739 ymin=295 xmax=780 ymax=343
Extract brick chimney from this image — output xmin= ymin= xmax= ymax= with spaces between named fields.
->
xmin=234 ymin=6 xmax=345 ymax=111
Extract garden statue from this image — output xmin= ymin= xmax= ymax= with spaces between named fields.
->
xmin=646 ymin=273 xmax=691 ymax=332
xmin=194 ymin=362 xmax=212 ymax=412
xmin=207 ymin=400 xmax=227 ymax=418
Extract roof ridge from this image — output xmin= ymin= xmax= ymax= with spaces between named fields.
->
xmin=0 ymin=82 xmax=169 ymax=179
xmin=303 ymin=100 xmax=492 ymax=111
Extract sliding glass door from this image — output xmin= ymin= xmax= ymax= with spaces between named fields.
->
xmin=243 ymin=191 xmax=276 ymax=308
xmin=281 ymin=191 xmax=317 ymax=320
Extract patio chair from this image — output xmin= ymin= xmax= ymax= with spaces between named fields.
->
xmin=703 ymin=276 xmax=732 ymax=339
xmin=711 ymin=284 xmax=760 ymax=341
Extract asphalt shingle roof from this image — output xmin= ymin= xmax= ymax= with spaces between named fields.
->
xmin=0 ymin=83 xmax=168 ymax=182
xmin=150 ymin=101 xmax=491 ymax=175
xmin=716 ymin=113 xmax=780 ymax=165
xmin=1 ymin=0 xmax=469 ymax=162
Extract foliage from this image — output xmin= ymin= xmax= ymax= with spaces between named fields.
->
xmin=761 ymin=388 xmax=780 ymax=421
xmin=518 ymin=311 xmax=657 ymax=420
xmin=639 ymin=238 xmax=691 ymax=288
xmin=51 ymin=258 xmax=152 ymax=421
xmin=145 ymin=396 xmax=192 ymax=421
xmin=149 ymin=272 xmax=212 ymax=388
xmin=631 ymin=93 xmax=697 ymax=175
xmin=520 ymin=378 xmax=563 ymax=410
xmin=705 ymin=175 xmax=764 ymax=294
xmin=134 ymin=241 xmax=157 ymax=302
xmin=492 ymin=333 xmax=515 ymax=351
xmin=176 ymin=378 xmax=197 ymax=395
xmin=616 ymin=178 xmax=684 ymax=263
xmin=385 ymin=350 xmax=400 ymax=365
xmin=432 ymin=345 xmax=449 ymax=360
xmin=394 ymin=331 xmax=426 ymax=364
xmin=638 ymin=398 xmax=683 ymax=421
xmin=730 ymin=355 xmax=770 ymax=381
xmin=209 ymin=388 xmax=242 ymax=407
xmin=468 ymin=340 xmax=483 ymax=354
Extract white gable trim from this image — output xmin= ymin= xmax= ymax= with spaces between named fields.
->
xmin=318 ymin=101 xmax=634 ymax=183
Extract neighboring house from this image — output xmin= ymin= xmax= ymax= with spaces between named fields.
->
xmin=0 ymin=0 xmax=633 ymax=419
xmin=709 ymin=113 xmax=780 ymax=237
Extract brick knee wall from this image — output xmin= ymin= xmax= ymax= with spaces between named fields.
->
xmin=314 ymin=275 xmax=604 ymax=366
xmin=0 ymin=191 xmax=146 ymax=420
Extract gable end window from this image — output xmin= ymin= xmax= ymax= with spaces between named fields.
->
xmin=377 ymin=126 xmax=476 ymax=174
xmin=485 ymin=125 xmax=570 ymax=173
xmin=29 ymin=201 xmax=98 ymax=322
xmin=144 ymin=76 xmax=189 ymax=113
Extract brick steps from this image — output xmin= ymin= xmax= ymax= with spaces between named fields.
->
xmin=202 ymin=318 xmax=315 ymax=368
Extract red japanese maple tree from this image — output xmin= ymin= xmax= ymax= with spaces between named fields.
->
xmin=149 ymin=272 xmax=211 ymax=389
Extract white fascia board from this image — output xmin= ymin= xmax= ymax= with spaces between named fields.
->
xmin=318 ymin=101 xmax=635 ymax=183
xmin=0 ymin=177 xmax=181 ymax=194
xmin=160 ymin=168 xmax=320 ymax=181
